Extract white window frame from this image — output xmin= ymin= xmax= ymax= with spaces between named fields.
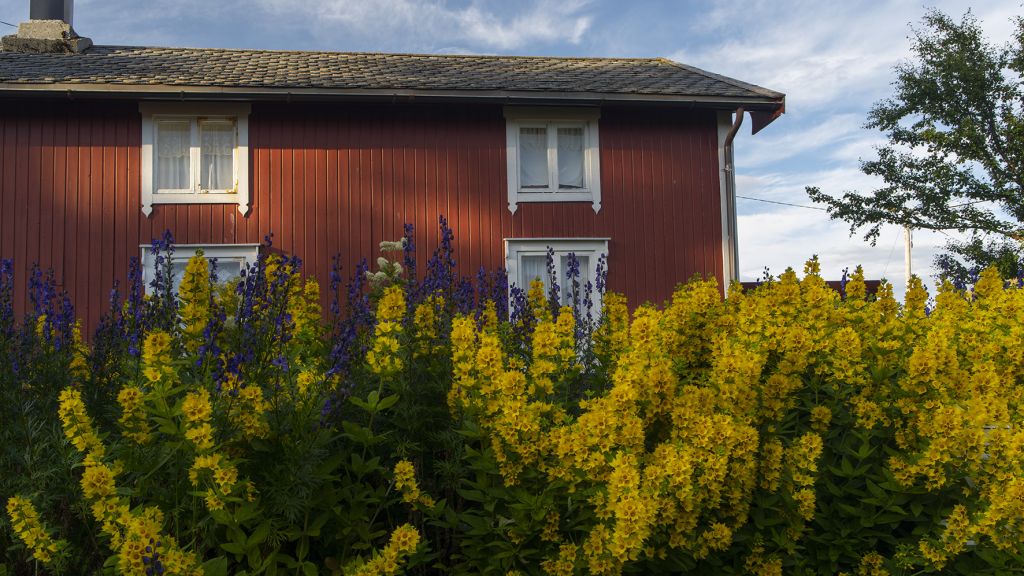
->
xmin=505 ymin=238 xmax=609 ymax=314
xmin=140 ymin=243 xmax=260 ymax=294
xmin=504 ymin=107 xmax=601 ymax=214
xmin=140 ymin=102 xmax=251 ymax=217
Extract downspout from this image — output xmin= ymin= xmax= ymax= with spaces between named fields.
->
xmin=722 ymin=107 xmax=744 ymax=283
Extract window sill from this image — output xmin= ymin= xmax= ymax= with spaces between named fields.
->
xmin=143 ymin=193 xmax=249 ymax=216
xmin=509 ymin=192 xmax=601 ymax=213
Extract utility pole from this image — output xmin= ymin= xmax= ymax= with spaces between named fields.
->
xmin=904 ymin=225 xmax=913 ymax=288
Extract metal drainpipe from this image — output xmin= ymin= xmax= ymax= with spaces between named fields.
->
xmin=723 ymin=107 xmax=744 ymax=283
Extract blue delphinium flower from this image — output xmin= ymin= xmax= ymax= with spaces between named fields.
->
xmin=329 ymin=254 xmax=344 ymax=321
xmin=454 ymin=277 xmax=474 ymax=315
xmin=545 ymin=247 xmax=560 ymax=316
xmin=146 ymin=230 xmax=178 ymax=333
xmin=424 ymin=216 xmax=456 ymax=296
xmin=0 ymin=259 xmax=13 ymax=339
xmin=402 ymin=223 xmax=418 ymax=303
xmin=125 ymin=256 xmax=146 ymax=357
xmin=595 ymin=253 xmax=608 ymax=296
xmin=491 ymin=269 xmax=509 ymax=322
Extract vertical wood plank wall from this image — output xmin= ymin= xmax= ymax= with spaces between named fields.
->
xmin=0 ymin=101 xmax=723 ymax=331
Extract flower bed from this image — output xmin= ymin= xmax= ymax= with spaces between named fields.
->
xmin=1 ymin=220 xmax=1023 ymax=575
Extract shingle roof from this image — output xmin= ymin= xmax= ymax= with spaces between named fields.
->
xmin=0 ymin=45 xmax=784 ymax=106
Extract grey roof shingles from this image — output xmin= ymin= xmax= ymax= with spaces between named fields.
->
xmin=0 ymin=45 xmax=784 ymax=105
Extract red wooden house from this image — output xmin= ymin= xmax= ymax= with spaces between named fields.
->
xmin=0 ymin=1 xmax=785 ymax=329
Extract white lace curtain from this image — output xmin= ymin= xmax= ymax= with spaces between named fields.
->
xmin=156 ymin=121 xmax=189 ymax=190
xmin=520 ymin=254 xmax=548 ymax=292
xmin=519 ymin=127 xmax=549 ymax=188
xmin=200 ymin=121 xmax=234 ymax=190
xmin=557 ymin=127 xmax=584 ymax=189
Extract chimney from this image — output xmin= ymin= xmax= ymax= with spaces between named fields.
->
xmin=1 ymin=0 xmax=92 ymax=54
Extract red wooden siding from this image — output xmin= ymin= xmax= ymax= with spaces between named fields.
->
xmin=0 ymin=101 xmax=722 ymax=331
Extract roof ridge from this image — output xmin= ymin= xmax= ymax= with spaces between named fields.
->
xmin=655 ymin=57 xmax=784 ymax=99
xmin=93 ymin=45 xmax=665 ymax=63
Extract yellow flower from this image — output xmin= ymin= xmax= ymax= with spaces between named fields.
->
xmin=230 ymin=386 xmax=270 ymax=440
xmin=117 ymin=385 xmax=151 ymax=444
xmin=142 ymin=331 xmax=175 ymax=387
xmin=178 ymin=250 xmax=212 ymax=353
xmin=352 ymin=524 xmax=421 ymax=576
xmin=368 ymin=286 xmax=406 ymax=377
xmin=58 ymin=387 xmax=105 ymax=459
xmin=6 ymin=496 xmax=62 ymax=564
xmin=205 ymin=490 xmax=225 ymax=511
xmin=81 ymin=463 xmax=118 ymax=500
xmin=181 ymin=389 xmax=212 ymax=424
xmin=185 ymin=423 xmax=215 ymax=451
xmin=289 ymin=277 xmax=323 ymax=342
xmin=810 ymin=405 xmax=832 ymax=432
xmin=393 ymin=459 xmax=434 ymax=508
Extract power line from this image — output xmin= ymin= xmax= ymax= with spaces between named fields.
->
xmin=881 ymin=227 xmax=902 ymax=280
xmin=736 ymin=195 xmax=827 ymax=211
xmin=0 ymin=19 xmax=17 ymax=28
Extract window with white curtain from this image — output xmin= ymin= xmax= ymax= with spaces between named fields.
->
xmin=505 ymin=238 xmax=609 ymax=312
xmin=140 ymin=103 xmax=251 ymax=217
xmin=505 ymin=108 xmax=601 ymax=214
xmin=140 ymin=244 xmax=260 ymax=295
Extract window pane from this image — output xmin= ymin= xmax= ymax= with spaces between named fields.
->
xmin=560 ymin=254 xmax=590 ymax=305
xmin=200 ymin=121 xmax=235 ymax=191
xmin=519 ymin=127 xmax=549 ymax=189
xmin=170 ymin=260 xmax=188 ymax=294
xmin=214 ymin=259 xmax=243 ymax=282
xmin=520 ymin=255 xmax=548 ymax=293
xmin=156 ymin=121 xmax=189 ymax=191
xmin=557 ymin=126 xmax=585 ymax=189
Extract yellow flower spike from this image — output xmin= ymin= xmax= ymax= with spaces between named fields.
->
xmin=352 ymin=524 xmax=421 ymax=576
xmin=178 ymin=250 xmax=212 ymax=353
xmin=368 ymin=285 xmax=406 ymax=377
xmin=58 ymin=387 xmax=105 ymax=459
xmin=117 ymin=385 xmax=151 ymax=444
xmin=142 ymin=331 xmax=176 ymax=388
xmin=393 ymin=459 xmax=434 ymax=507
xmin=229 ymin=386 xmax=270 ymax=440
xmin=528 ymin=278 xmax=552 ymax=323
xmin=540 ymin=543 xmax=578 ymax=576
xmin=6 ymin=496 xmax=64 ymax=564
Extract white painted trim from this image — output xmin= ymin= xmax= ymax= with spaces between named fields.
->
xmin=139 ymin=103 xmax=251 ymax=217
xmin=717 ymin=111 xmax=736 ymax=286
xmin=504 ymin=238 xmax=609 ymax=315
xmin=504 ymin=107 xmax=602 ymax=214
xmin=139 ymin=243 xmax=260 ymax=294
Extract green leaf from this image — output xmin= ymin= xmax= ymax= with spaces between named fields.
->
xmin=220 ymin=542 xmax=245 ymax=556
xmin=376 ymin=393 xmax=400 ymax=411
xmin=302 ymin=562 xmax=319 ymax=576
xmin=201 ymin=557 xmax=228 ymax=576
xmin=247 ymin=521 xmax=271 ymax=547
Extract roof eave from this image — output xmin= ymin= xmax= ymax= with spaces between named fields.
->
xmin=0 ymin=82 xmax=786 ymax=113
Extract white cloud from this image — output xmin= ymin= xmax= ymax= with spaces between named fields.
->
xmin=254 ymin=0 xmax=595 ymax=51
xmin=738 ymin=209 xmax=955 ymax=301
xmin=735 ymin=112 xmax=869 ymax=168
xmin=674 ymin=0 xmax=1017 ymax=112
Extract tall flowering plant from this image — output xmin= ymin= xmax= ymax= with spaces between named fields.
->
xmin=4 ymin=219 xmax=1024 ymax=575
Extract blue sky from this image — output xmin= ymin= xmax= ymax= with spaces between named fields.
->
xmin=2 ymin=0 xmax=1019 ymax=297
